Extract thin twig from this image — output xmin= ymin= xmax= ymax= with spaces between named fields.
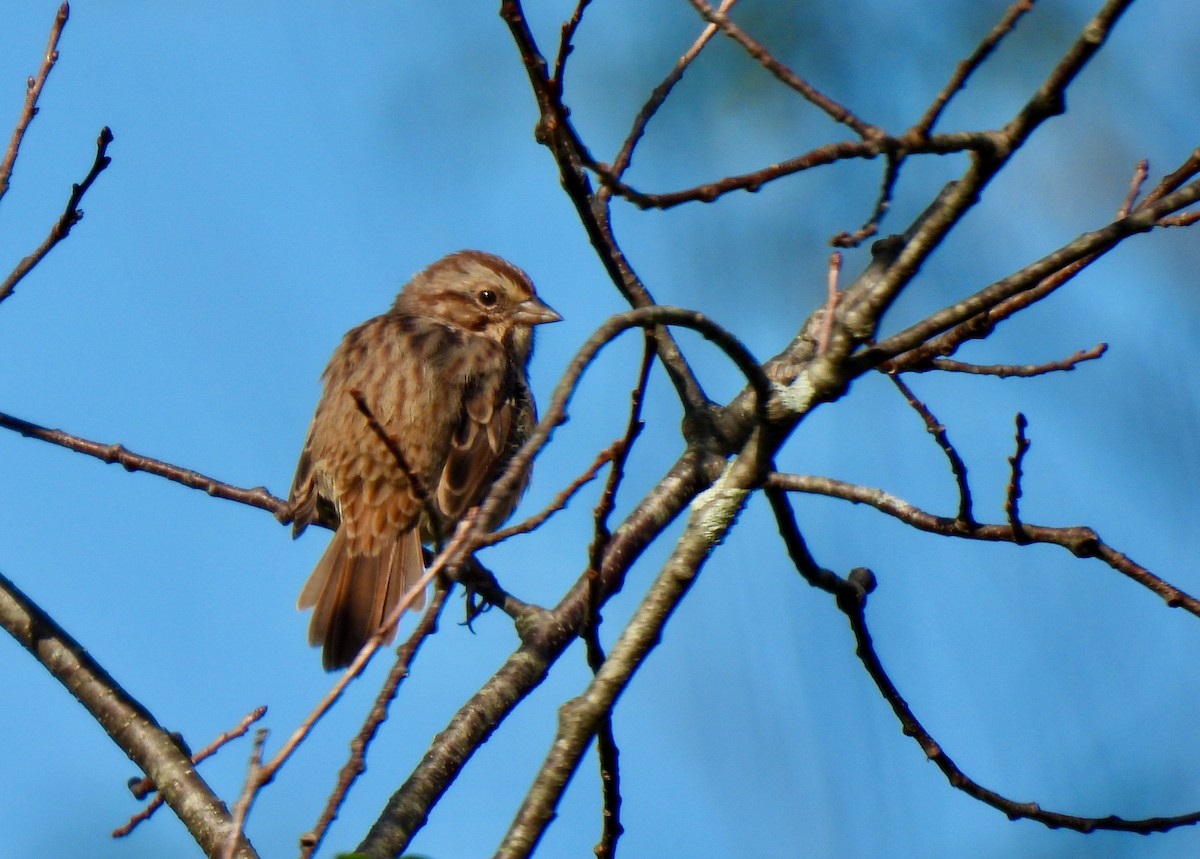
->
xmin=116 ymin=706 xmax=269 ymax=838
xmin=350 ymin=388 xmax=445 ymax=543
xmin=929 ymin=344 xmax=1107 ymax=377
xmin=222 ymin=729 xmax=269 ymax=859
xmin=1005 ymin=413 xmax=1030 ymax=542
xmin=111 ymin=794 xmax=165 ymax=839
xmin=764 ymin=485 xmax=843 ymax=593
xmin=831 ymin=150 xmax=900 ymax=248
xmin=816 ymin=252 xmax=842 ymax=354
xmin=1156 ymin=210 xmax=1200 ymax=228
xmin=478 ymin=443 xmax=616 ymax=548
xmin=583 ymin=622 xmax=624 ymax=859
xmin=300 ymin=585 xmax=452 ymax=859
xmin=582 ymin=335 xmax=653 ymax=859
xmin=0 ymin=2 xmax=68 ymax=204
xmin=588 ymin=332 xmax=655 ymax=593
xmin=0 ymin=409 xmax=291 ymax=521
xmin=128 ymin=706 xmax=269 ymax=800
xmin=0 ymin=126 xmax=114 ymax=305
xmin=608 ymin=0 xmax=736 ymax=181
xmin=686 ymin=0 xmax=880 ymax=140
xmin=595 ymin=131 xmax=994 ymax=211
xmin=889 ymin=373 xmax=974 ymax=526
xmin=1119 ymin=159 xmax=1150 ymax=217
xmin=913 ymin=0 xmax=1035 ymax=137
xmin=551 ymin=0 xmax=592 ymax=98
xmin=1141 ymin=146 xmax=1200 ymax=206
xmin=765 ymin=470 xmax=1200 ymax=616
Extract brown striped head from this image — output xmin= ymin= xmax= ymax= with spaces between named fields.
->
xmin=391 ymin=250 xmax=560 ymax=360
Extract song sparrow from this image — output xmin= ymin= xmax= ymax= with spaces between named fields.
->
xmin=288 ymin=250 xmax=560 ymax=670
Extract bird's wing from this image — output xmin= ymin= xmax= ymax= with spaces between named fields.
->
xmin=436 ymin=367 xmax=515 ymax=522
xmin=288 ymin=420 xmax=322 ymax=537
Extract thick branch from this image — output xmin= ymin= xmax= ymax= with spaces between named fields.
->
xmin=0 ymin=570 xmax=256 ymax=858
xmin=496 ymin=432 xmax=773 ymax=857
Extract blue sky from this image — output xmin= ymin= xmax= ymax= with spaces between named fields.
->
xmin=1 ymin=2 xmax=1199 ymax=857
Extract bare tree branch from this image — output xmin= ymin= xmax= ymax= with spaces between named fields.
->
xmin=838 ymin=579 xmax=1200 ymax=834
xmin=0 ymin=2 xmax=68 ymax=204
xmin=686 ymin=0 xmax=881 ymax=139
xmin=888 ymin=373 xmax=974 ymax=526
xmin=914 ymin=0 xmax=1035 ymax=137
xmin=300 ymin=585 xmax=452 ymax=859
xmin=0 ymin=125 xmax=113 ymax=305
xmin=765 ymin=472 xmax=1200 ymax=615
xmin=0 ymin=408 xmax=291 ymax=521
xmin=0 ymin=570 xmax=258 ymax=858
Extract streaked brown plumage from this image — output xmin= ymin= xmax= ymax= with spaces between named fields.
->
xmin=289 ymin=250 xmax=560 ymax=670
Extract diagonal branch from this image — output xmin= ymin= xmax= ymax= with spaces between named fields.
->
xmin=608 ymin=0 xmax=736 ymax=181
xmin=299 ymin=585 xmax=452 ymax=859
xmin=495 ymin=427 xmax=776 ymax=858
xmin=838 ymin=580 xmax=1200 ymax=834
xmin=913 ymin=0 xmax=1035 ymax=137
xmin=838 ymin=0 xmax=1141 ymax=356
xmin=855 ymin=175 xmax=1200 ymax=372
xmin=922 ymin=344 xmax=1107 ymax=377
xmin=0 ymin=2 xmax=68 ymax=204
xmin=686 ymin=0 xmax=881 ymax=140
xmin=0 ymin=570 xmax=257 ymax=858
xmin=499 ymin=0 xmax=715 ymax=424
xmin=0 ymin=126 xmax=114 ymax=305
xmin=888 ymin=373 xmax=974 ymax=525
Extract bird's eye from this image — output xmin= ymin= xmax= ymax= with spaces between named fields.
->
xmin=477 ymin=289 xmax=499 ymax=307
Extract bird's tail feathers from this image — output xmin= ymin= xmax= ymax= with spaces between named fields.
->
xmin=298 ymin=528 xmax=426 ymax=671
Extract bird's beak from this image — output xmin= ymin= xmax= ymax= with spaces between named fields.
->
xmin=513 ymin=297 xmax=563 ymax=326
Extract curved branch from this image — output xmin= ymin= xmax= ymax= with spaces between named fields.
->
xmin=593 ymin=132 xmax=992 ymax=211
xmin=473 ymin=305 xmax=770 ymax=539
xmin=839 ymin=583 xmax=1200 ymax=834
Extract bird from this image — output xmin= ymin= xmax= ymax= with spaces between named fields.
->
xmin=288 ymin=250 xmax=561 ymax=670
